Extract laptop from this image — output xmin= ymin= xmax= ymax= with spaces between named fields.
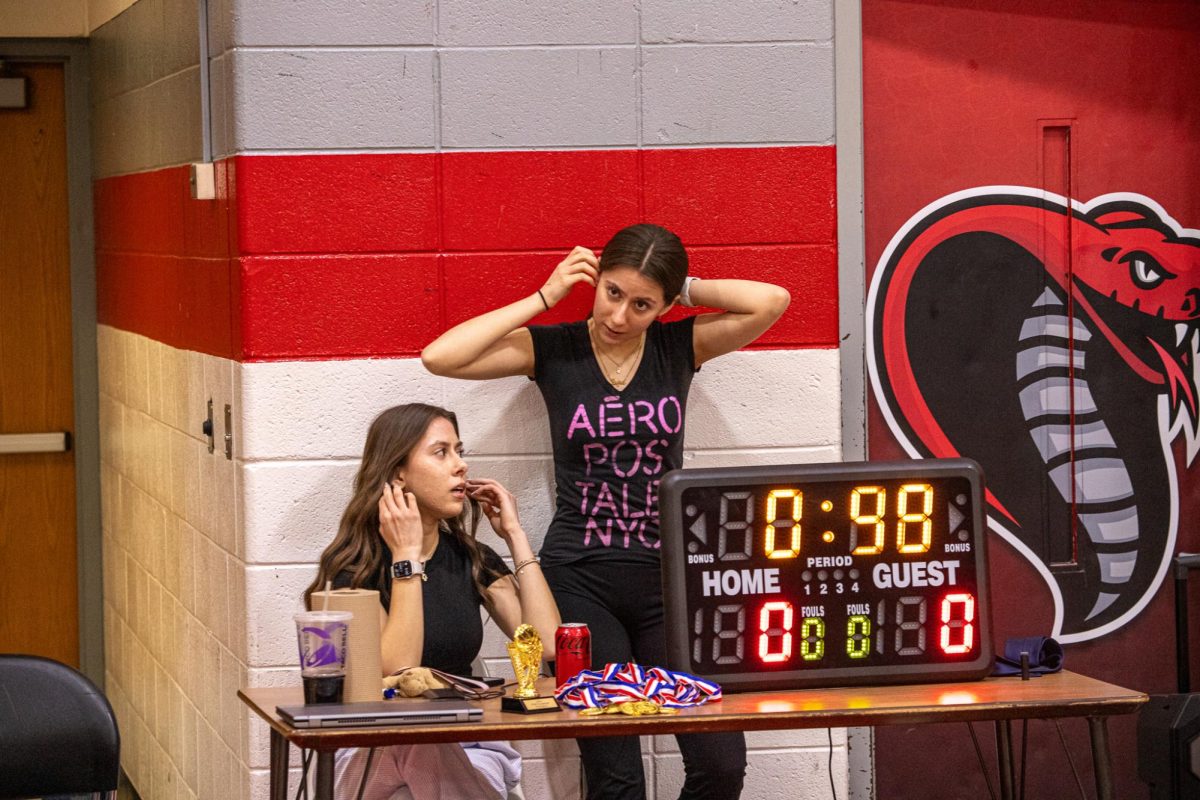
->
xmin=277 ymin=699 xmax=482 ymax=729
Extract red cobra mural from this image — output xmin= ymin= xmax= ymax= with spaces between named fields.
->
xmin=867 ymin=187 xmax=1200 ymax=642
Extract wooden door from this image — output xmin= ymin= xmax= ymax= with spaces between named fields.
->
xmin=0 ymin=62 xmax=78 ymax=666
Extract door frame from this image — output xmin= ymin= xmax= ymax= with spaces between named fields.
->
xmin=0 ymin=38 xmax=102 ymax=686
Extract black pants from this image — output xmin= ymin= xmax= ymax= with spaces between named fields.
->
xmin=545 ymin=562 xmax=747 ymax=800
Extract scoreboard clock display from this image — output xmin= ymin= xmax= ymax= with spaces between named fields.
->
xmin=659 ymin=459 xmax=992 ymax=691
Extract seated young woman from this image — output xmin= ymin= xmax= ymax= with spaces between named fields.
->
xmin=304 ymin=403 xmax=560 ymax=800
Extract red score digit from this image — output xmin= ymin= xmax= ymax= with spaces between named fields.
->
xmin=757 ymin=601 xmax=794 ymax=663
xmin=939 ymin=592 xmax=976 ymax=655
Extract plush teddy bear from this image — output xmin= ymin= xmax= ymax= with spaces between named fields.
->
xmin=383 ymin=667 xmax=450 ymax=698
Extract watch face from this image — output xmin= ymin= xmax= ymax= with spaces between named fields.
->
xmin=392 ymin=561 xmax=413 ymax=579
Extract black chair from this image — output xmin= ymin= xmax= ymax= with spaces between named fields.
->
xmin=0 ymin=655 xmax=120 ymax=800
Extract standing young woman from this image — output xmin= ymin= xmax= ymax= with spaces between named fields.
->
xmin=422 ymin=224 xmax=790 ymax=799
xmin=305 ymin=403 xmax=560 ymax=800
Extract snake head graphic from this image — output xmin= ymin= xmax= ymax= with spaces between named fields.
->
xmin=1069 ymin=200 xmax=1200 ymax=462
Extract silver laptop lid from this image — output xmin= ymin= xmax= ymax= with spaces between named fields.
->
xmin=277 ymin=699 xmax=482 ymax=728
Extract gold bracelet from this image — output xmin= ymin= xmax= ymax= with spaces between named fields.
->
xmin=513 ymin=557 xmax=540 ymax=575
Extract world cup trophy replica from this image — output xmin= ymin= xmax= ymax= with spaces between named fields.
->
xmin=501 ymin=624 xmax=561 ymax=714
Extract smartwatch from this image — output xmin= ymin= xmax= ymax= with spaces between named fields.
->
xmin=391 ymin=560 xmax=426 ymax=581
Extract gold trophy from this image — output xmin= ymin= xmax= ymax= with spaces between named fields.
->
xmin=500 ymin=624 xmax=561 ymax=714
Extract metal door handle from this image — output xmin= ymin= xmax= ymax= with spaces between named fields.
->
xmin=0 ymin=432 xmax=71 ymax=454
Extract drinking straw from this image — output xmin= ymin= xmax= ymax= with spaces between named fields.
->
xmin=322 ymin=580 xmax=331 ymax=612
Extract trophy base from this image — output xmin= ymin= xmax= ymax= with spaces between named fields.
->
xmin=501 ymin=695 xmax=562 ymax=714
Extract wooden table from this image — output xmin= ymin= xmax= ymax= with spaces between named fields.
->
xmin=240 ymin=670 xmax=1145 ymax=800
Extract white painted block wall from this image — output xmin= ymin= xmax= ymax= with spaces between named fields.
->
xmin=100 ymin=334 xmax=846 ymax=799
xmin=239 ymin=347 xmax=844 ymax=798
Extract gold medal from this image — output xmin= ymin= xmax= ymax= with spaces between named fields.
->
xmin=579 ymin=701 xmax=681 ymax=717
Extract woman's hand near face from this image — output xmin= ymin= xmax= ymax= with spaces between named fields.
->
xmin=466 ymin=478 xmax=525 ymax=545
xmin=473 ymin=476 xmax=561 ymax=654
xmin=541 ymin=246 xmax=599 ymax=307
xmin=378 ymin=481 xmax=423 ymax=562
xmin=377 ymin=480 xmax=428 ymax=675
xmin=419 ymin=244 xmax=597 ymax=381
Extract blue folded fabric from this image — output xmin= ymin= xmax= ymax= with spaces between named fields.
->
xmin=991 ymin=636 xmax=1064 ymax=677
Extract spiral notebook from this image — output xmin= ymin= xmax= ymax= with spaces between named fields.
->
xmin=277 ymin=699 xmax=482 ymax=729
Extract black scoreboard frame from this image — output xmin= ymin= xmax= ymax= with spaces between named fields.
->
xmin=659 ymin=458 xmax=994 ymax=691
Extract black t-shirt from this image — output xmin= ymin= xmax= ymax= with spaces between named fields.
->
xmin=333 ymin=531 xmax=511 ymax=676
xmin=529 ymin=317 xmax=697 ymax=568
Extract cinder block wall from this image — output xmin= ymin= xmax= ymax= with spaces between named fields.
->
xmin=93 ymin=1 xmax=848 ymax=798
xmin=91 ymin=1 xmax=248 ymax=798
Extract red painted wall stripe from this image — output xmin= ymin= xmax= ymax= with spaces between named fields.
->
xmin=95 ymin=163 xmax=239 ymax=359
xmin=236 ymin=154 xmax=439 ymax=255
xmin=94 ymin=146 xmax=839 ymax=361
xmin=644 ymin=146 xmax=837 ymax=246
xmin=441 ymin=150 xmax=641 ymax=252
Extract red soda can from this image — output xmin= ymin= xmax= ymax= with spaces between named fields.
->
xmin=555 ymin=623 xmax=591 ymax=688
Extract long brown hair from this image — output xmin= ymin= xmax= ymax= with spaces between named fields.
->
xmin=304 ymin=403 xmax=503 ymax=610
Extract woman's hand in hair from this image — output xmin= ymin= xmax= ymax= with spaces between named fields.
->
xmin=541 ymin=246 xmax=599 ymax=307
xmin=378 ymin=480 xmax=423 ymax=562
xmin=466 ymin=478 xmax=525 ymax=545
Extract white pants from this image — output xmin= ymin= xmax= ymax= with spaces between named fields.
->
xmin=335 ymin=741 xmax=521 ymax=800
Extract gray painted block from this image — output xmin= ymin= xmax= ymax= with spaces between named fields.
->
xmin=641 ymin=43 xmax=833 ymax=145
xmin=88 ymin=0 xmax=157 ymax=101
xmin=92 ymin=90 xmax=146 ymax=177
xmin=123 ymin=0 xmax=164 ymax=94
xmin=231 ymin=50 xmax=436 ymax=150
xmin=208 ymin=53 xmax=232 ymax=160
xmin=207 ymin=0 xmax=235 ymax=55
xmin=157 ymin=67 xmax=204 ymax=168
xmin=439 ymin=0 xmax=635 ymax=46
xmin=161 ymin=0 xmax=201 ymax=78
xmin=92 ymin=67 xmax=200 ymax=178
xmin=89 ymin=18 xmax=124 ymax=104
xmin=642 ymin=0 xmax=832 ymax=43
xmin=90 ymin=95 xmax=125 ymax=178
xmin=89 ymin=0 xmax=203 ymax=175
xmin=441 ymin=48 xmax=636 ymax=148
xmin=231 ymin=0 xmax=434 ymax=46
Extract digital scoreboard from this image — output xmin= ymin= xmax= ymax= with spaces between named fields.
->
xmin=659 ymin=459 xmax=992 ymax=691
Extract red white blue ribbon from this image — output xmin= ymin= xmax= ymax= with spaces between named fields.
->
xmin=554 ymin=662 xmax=723 ymax=710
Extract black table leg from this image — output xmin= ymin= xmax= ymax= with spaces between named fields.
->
xmin=995 ymin=720 xmax=1015 ymax=800
xmin=269 ymin=729 xmax=289 ymax=800
xmin=1088 ymin=716 xmax=1114 ymax=800
xmin=316 ymin=751 xmax=335 ymax=800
